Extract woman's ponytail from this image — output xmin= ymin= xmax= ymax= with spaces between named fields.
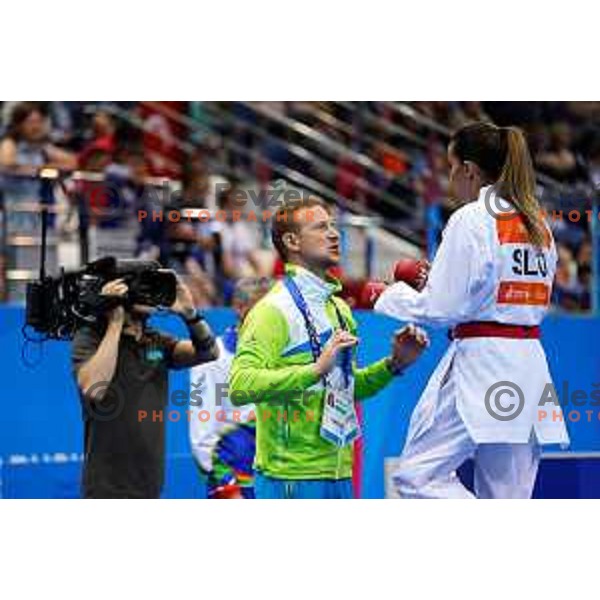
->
xmin=497 ymin=127 xmax=546 ymax=247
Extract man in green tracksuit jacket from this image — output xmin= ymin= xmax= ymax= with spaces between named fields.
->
xmin=230 ymin=194 xmax=428 ymax=498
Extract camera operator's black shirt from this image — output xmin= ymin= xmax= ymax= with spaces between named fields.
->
xmin=72 ymin=326 xmax=178 ymax=499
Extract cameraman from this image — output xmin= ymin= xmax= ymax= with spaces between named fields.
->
xmin=71 ymin=274 xmax=218 ymax=499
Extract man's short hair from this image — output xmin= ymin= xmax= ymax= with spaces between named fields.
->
xmin=271 ymin=194 xmax=331 ymax=260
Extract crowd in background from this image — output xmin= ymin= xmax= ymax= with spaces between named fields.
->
xmin=208 ymin=101 xmax=600 ymax=312
xmin=0 ymin=102 xmax=275 ymax=307
xmin=0 ymin=101 xmax=597 ymax=311
xmin=403 ymin=101 xmax=600 ymax=311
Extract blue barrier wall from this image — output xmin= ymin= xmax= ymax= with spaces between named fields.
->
xmin=0 ymin=305 xmax=598 ymax=498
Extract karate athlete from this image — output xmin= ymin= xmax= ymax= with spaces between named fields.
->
xmin=189 ymin=278 xmax=272 ymax=498
xmin=375 ymin=122 xmax=570 ymax=499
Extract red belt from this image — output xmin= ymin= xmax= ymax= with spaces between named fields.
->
xmin=450 ymin=321 xmax=541 ymax=340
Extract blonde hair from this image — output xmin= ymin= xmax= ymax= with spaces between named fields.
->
xmin=452 ymin=122 xmax=546 ymax=247
xmin=496 ymin=127 xmax=546 ymax=247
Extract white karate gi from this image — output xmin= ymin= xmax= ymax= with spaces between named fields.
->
xmin=375 ymin=186 xmax=570 ymax=499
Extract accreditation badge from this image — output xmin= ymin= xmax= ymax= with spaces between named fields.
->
xmin=320 ymin=367 xmax=360 ymax=447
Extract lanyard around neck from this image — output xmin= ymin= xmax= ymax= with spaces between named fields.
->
xmin=284 ymin=275 xmax=352 ymax=387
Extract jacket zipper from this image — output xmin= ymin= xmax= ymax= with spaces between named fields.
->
xmin=336 ymin=444 xmax=342 ymax=479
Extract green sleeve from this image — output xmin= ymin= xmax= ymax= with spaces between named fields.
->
xmin=229 ymin=301 xmax=320 ymax=406
xmin=354 ymin=358 xmax=394 ymax=400
xmin=331 ymin=297 xmax=394 ymax=400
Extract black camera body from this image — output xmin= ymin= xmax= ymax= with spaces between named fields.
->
xmin=25 ymin=257 xmax=177 ymax=340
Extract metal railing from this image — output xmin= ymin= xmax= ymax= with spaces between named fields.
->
xmin=138 ymin=101 xmax=425 ymax=244
xmin=2 ymin=101 xmax=595 ymax=312
xmin=96 ymin=100 xmax=592 ymax=230
xmin=0 ymin=168 xmax=174 ymax=302
xmin=0 ymin=167 xmax=388 ymax=302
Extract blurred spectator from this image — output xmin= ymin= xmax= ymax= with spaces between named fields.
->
xmin=0 ymin=102 xmax=77 ymax=234
xmin=380 ymin=142 xmax=409 ymax=177
xmin=188 ymin=101 xmax=212 ymax=145
xmin=451 ymin=101 xmax=492 ymax=128
xmin=217 ymin=184 xmax=270 ymax=281
xmin=577 ymin=238 xmax=592 ymax=270
xmin=527 ymin=122 xmax=550 ymax=157
xmin=552 ymin=242 xmax=591 ymax=311
xmin=554 ymin=245 xmax=578 ymax=292
xmin=137 ymin=101 xmax=186 ymax=179
xmin=535 ymin=122 xmax=580 ymax=183
xmin=78 ymin=110 xmax=116 ymax=170
xmin=256 ymin=119 xmax=293 ymax=182
xmin=156 ymin=178 xmax=217 ymax=307
xmin=122 ymin=153 xmax=164 ymax=260
xmin=0 ymin=100 xmax=596 ymax=314
xmin=577 ymin=264 xmax=592 ymax=310
xmin=584 ymin=136 xmax=600 ymax=188
xmin=483 ymin=102 xmax=544 ymax=127
xmin=182 ymin=147 xmax=229 ymax=212
xmin=336 ymin=151 xmax=366 ymax=204
xmin=373 ymin=124 xmax=410 ymax=179
xmin=0 ymin=102 xmax=77 ymax=193
xmin=412 ymin=139 xmax=449 ymax=209
xmin=1 ymin=101 xmax=80 ymax=146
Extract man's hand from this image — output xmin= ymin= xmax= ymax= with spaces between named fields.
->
xmin=171 ymin=275 xmax=196 ymax=320
xmin=100 ymin=278 xmax=127 ymax=328
xmin=314 ymin=330 xmax=358 ymax=378
xmin=77 ymin=278 xmax=128 ymax=402
xmin=387 ymin=324 xmax=429 ymax=374
xmin=413 ymin=260 xmax=431 ymax=292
